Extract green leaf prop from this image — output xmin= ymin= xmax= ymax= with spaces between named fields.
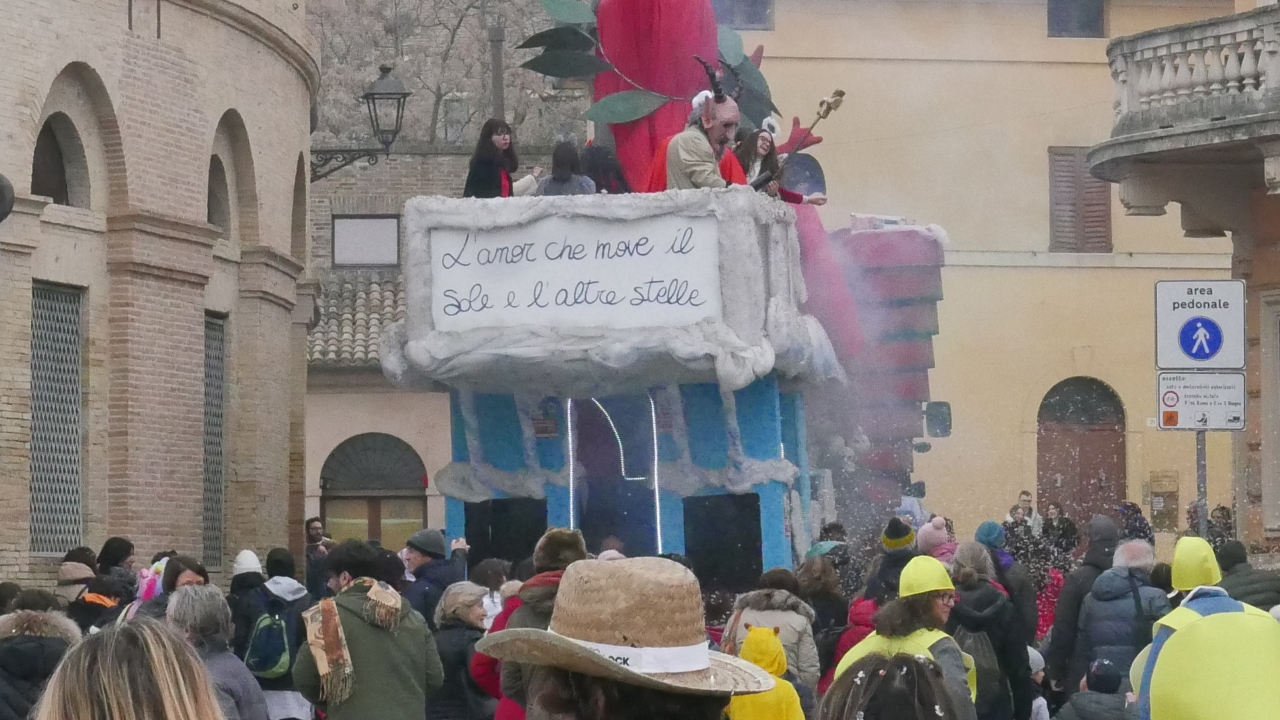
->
xmin=517 ymin=25 xmax=596 ymax=52
xmin=718 ymin=26 xmax=745 ymax=66
xmin=522 ymin=49 xmax=613 ymax=78
xmin=584 ymin=90 xmax=670 ymax=124
xmin=540 ymin=0 xmax=596 ymax=25
xmin=733 ymin=58 xmax=779 ymax=126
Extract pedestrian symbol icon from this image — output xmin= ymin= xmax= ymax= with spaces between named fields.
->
xmin=1178 ymin=316 xmax=1223 ymax=361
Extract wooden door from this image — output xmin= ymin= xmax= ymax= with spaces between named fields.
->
xmin=1037 ymin=377 xmax=1126 ymax=525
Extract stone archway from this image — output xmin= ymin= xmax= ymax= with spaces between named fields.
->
xmin=320 ymin=432 xmax=428 ymax=549
xmin=1037 ymin=377 xmax=1126 ymax=525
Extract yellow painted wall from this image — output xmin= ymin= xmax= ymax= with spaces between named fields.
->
xmin=751 ymin=0 xmax=1240 ymax=541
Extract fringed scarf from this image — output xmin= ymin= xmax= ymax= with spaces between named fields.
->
xmin=302 ymin=577 xmax=404 ymax=705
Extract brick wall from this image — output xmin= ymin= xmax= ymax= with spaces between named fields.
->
xmin=0 ymin=0 xmax=314 ymax=582
xmin=309 ymin=145 xmax=553 ymax=269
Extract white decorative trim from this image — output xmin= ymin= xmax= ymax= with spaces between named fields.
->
xmin=384 ymin=188 xmax=842 ymax=396
xmin=552 ymin=632 xmax=711 ymax=673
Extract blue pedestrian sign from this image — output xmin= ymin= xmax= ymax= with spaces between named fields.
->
xmin=1155 ymin=280 xmax=1244 ymax=370
xmin=1179 ymin=317 xmax=1223 ymax=361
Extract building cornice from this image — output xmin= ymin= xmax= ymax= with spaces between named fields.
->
xmin=174 ymin=0 xmax=320 ymax=98
xmin=944 ymin=250 xmax=1232 ymax=270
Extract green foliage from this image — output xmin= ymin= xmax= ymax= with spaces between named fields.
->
xmin=540 ymin=0 xmax=596 ymax=25
xmin=521 ymin=49 xmax=613 ymax=78
xmin=584 ymin=90 xmax=671 ymax=124
xmin=516 ymin=25 xmax=596 ymax=52
xmin=717 ymin=26 xmax=745 ymax=66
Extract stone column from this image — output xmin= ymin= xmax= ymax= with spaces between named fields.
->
xmin=0 ymin=197 xmax=49 ymax=578
xmin=288 ymin=280 xmax=316 ymax=560
xmin=225 ymin=247 xmax=302 ymax=565
xmin=105 ymin=212 xmax=216 ymax=556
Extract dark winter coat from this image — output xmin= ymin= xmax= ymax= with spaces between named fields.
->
xmin=65 ymin=596 xmax=117 ymax=634
xmin=405 ymin=551 xmax=468 ymax=632
xmin=1043 ymin=517 xmax=1080 ymax=557
xmin=824 ymin=543 xmax=866 ymax=600
xmin=1217 ymin=562 xmax=1280 ymax=610
xmin=501 ymin=572 xmax=564 ymax=720
xmin=229 ymin=576 xmax=313 ymax=692
xmin=1046 ymin=516 xmax=1118 ymax=692
xmin=946 ymin=579 xmax=1033 ymax=720
xmin=200 ymin=642 xmax=271 ymax=720
xmin=1074 ymin=567 xmax=1171 ymax=677
xmin=0 ymin=611 xmax=81 ymax=720
xmin=463 ymin=155 xmax=510 ymax=199
xmin=429 ymin=621 xmax=498 ymax=720
xmin=990 ymin=549 xmax=1038 ymax=647
xmin=1051 ymin=691 xmax=1132 ymax=720
xmin=104 ymin=565 xmax=138 ymax=600
xmin=803 ymin=590 xmax=848 ymax=635
xmin=293 ymin=582 xmax=444 ymax=720
xmin=864 ymin=548 xmax=916 ymax=605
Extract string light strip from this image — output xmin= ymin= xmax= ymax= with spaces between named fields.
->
xmin=566 ymin=398 xmax=576 ymax=530
xmin=592 ymin=398 xmax=646 ymax=481
xmin=649 ymin=391 xmax=663 ymax=555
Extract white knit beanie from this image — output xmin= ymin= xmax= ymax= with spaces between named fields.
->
xmin=232 ymin=549 xmax=262 ymax=577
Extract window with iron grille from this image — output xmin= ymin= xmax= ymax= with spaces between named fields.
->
xmin=29 ymin=283 xmax=85 ymax=553
xmin=1049 ymin=147 xmax=1112 ymax=253
xmin=713 ymin=0 xmax=773 ymax=31
xmin=203 ymin=316 xmax=227 ymax=568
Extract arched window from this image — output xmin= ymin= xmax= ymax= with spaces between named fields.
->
xmin=320 ymin=433 xmax=428 ymax=548
xmin=207 ymin=155 xmax=230 ymax=236
xmin=1037 ymin=377 xmax=1126 ymax=523
xmin=291 ymin=154 xmax=307 ymax=260
xmin=31 ymin=113 xmax=90 ymax=208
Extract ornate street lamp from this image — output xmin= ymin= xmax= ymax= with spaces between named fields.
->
xmin=311 ymin=64 xmax=412 ymax=182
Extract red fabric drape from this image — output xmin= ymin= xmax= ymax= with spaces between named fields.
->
xmin=793 ymin=204 xmax=864 ymax=358
xmin=595 ymin=0 xmax=718 ymax=190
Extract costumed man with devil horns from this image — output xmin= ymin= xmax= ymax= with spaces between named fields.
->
xmin=646 ymin=58 xmax=747 ymax=191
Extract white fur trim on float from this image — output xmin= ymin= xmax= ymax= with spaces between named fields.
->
xmin=551 ymin=631 xmax=712 ymax=674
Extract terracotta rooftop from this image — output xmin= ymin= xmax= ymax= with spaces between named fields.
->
xmin=308 ymin=268 xmax=406 ymax=368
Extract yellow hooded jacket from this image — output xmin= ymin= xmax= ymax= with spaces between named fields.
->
xmin=727 ymin=627 xmax=805 ymax=720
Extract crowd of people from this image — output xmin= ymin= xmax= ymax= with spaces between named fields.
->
xmin=3 ymin=494 xmax=1280 ymax=720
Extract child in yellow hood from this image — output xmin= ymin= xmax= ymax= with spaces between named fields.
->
xmin=727 ymin=626 xmax=805 ymax=720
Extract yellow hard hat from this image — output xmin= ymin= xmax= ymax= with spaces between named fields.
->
xmin=899 ymin=555 xmax=955 ymax=598
xmin=1171 ymin=536 xmax=1222 ymax=591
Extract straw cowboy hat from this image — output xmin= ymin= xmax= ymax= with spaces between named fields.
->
xmin=476 ymin=557 xmax=774 ymax=696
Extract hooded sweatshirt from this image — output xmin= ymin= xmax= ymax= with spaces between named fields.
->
xmin=1046 ymin=515 xmax=1118 ymax=692
xmin=231 ymin=575 xmax=313 ymax=694
xmin=727 ymin=627 xmax=802 ymax=720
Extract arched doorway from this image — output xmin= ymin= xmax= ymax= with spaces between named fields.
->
xmin=320 ymin=433 xmax=428 ymax=550
xmin=1037 ymin=377 xmax=1126 ymax=524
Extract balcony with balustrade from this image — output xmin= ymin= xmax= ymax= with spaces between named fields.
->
xmin=1090 ymin=5 xmax=1280 ymax=225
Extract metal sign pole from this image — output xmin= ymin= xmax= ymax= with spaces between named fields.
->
xmin=1197 ymin=429 xmax=1208 ymax=538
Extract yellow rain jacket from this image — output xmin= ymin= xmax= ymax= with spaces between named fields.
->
xmin=1130 ymin=585 xmax=1280 ymax=720
xmin=727 ymin=627 xmax=804 ymax=720
xmin=835 ymin=627 xmax=978 ymax=702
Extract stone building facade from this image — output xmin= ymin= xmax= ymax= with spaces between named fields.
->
xmin=0 ymin=0 xmax=317 ymax=581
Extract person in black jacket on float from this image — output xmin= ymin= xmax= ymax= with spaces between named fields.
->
xmin=946 ymin=543 xmax=1033 ymax=720
xmin=1216 ymin=540 xmax=1280 ymax=610
xmin=1044 ymin=515 xmax=1119 ymax=698
xmin=428 ymin=582 xmax=497 ymax=720
xmin=0 ymin=591 xmax=82 ymax=720
xmin=462 ymin=119 xmax=541 ymax=199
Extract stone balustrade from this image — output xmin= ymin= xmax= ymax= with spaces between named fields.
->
xmin=1107 ymin=6 xmax=1280 ymax=137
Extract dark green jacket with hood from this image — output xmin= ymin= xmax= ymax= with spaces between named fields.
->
xmin=293 ymin=583 xmax=444 ymax=720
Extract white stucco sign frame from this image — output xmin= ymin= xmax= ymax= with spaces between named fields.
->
xmin=382 ymin=187 xmax=843 ymax=396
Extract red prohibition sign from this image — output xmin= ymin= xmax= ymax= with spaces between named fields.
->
xmin=1162 ymin=390 xmax=1180 ymax=408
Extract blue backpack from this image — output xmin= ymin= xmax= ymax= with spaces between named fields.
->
xmin=244 ymin=590 xmax=295 ymax=680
